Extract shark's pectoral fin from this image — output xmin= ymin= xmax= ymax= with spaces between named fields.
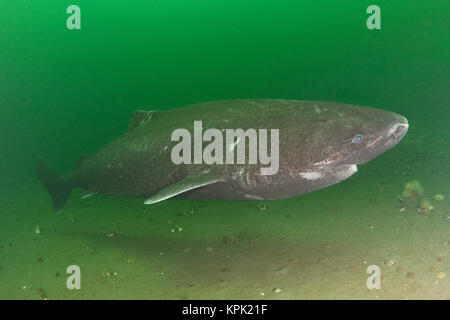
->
xmin=144 ymin=171 xmax=223 ymax=205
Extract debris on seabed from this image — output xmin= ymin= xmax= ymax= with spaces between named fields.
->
xmin=255 ymin=203 xmax=268 ymax=210
xmin=406 ymin=272 xmax=416 ymax=279
xmin=103 ymin=270 xmax=118 ymax=281
xmin=272 ymin=288 xmax=282 ymax=294
xmin=384 ymin=260 xmax=396 ymax=267
xmin=436 ymin=272 xmax=446 ymax=279
xmin=170 ymin=226 xmax=183 ymax=233
xmin=107 ymin=231 xmax=122 ymax=238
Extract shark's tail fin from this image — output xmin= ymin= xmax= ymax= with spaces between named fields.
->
xmin=36 ymin=156 xmax=73 ymax=214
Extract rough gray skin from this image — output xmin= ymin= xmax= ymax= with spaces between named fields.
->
xmin=36 ymin=99 xmax=408 ymax=212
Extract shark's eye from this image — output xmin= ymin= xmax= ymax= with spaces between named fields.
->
xmin=352 ymin=134 xmax=363 ymax=144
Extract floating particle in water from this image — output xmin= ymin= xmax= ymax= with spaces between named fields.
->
xmin=434 ymin=194 xmax=444 ymax=201
xmin=437 ymin=272 xmax=446 ymax=279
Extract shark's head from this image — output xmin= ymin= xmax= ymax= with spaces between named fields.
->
xmin=309 ymin=102 xmax=409 ymax=167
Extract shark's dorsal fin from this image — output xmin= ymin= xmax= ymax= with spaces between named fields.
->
xmin=128 ymin=110 xmax=159 ymax=131
xmin=144 ymin=171 xmax=223 ymax=205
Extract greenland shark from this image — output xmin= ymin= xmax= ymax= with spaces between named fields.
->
xmin=36 ymin=99 xmax=408 ymax=213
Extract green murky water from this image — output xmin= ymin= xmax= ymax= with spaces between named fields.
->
xmin=0 ymin=1 xmax=448 ymax=299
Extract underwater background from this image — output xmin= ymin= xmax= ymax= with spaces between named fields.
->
xmin=0 ymin=0 xmax=448 ymax=299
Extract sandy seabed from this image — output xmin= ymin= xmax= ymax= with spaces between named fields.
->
xmin=0 ymin=131 xmax=448 ymax=300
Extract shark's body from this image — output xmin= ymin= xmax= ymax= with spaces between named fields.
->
xmin=36 ymin=99 xmax=408 ymax=212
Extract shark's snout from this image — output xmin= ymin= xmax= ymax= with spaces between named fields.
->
xmin=392 ymin=116 xmax=409 ymax=143
xmin=349 ymin=113 xmax=409 ymax=165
